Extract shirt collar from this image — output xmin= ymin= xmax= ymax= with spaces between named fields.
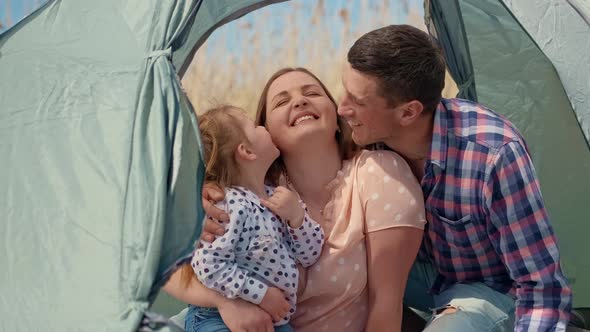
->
xmin=230 ymin=185 xmax=274 ymax=210
xmin=428 ymin=100 xmax=449 ymax=170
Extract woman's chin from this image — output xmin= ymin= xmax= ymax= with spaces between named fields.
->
xmin=289 ymin=122 xmax=331 ymax=137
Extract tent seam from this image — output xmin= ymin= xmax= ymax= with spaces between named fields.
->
xmin=177 ymin=0 xmax=288 ymax=77
xmin=455 ymin=0 xmax=478 ymax=101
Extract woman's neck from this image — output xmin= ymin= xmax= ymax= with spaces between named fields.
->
xmin=282 ymin=139 xmax=342 ymax=205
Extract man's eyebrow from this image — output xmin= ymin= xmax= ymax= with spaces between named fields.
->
xmin=348 ymin=90 xmax=366 ymax=103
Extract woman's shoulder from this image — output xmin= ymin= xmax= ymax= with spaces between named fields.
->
xmin=356 ymin=149 xmax=405 ymax=161
xmin=352 ymin=149 xmax=411 ymax=174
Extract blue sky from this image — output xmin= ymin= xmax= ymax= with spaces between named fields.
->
xmin=0 ymin=0 xmax=47 ymax=31
xmin=0 ymin=0 xmax=422 ymax=33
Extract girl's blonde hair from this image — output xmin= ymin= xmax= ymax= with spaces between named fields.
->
xmin=181 ymin=105 xmax=248 ymax=287
xmin=199 ymin=105 xmax=249 ymax=187
xmin=255 ymin=67 xmax=359 ymax=185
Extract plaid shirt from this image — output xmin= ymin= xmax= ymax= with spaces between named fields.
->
xmin=420 ymin=98 xmax=572 ymax=331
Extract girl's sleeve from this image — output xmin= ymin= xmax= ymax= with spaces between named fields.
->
xmin=285 ymin=207 xmax=324 ymax=267
xmin=192 ymin=196 xmax=268 ymax=305
xmin=357 ymin=150 xmax=427 ymax=233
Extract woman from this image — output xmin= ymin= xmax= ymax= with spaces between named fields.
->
xmin=165 ymin=68 xmax=425 ymax=332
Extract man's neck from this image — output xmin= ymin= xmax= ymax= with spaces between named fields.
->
xmin=383 ymin=112 xmax=434 ymax=181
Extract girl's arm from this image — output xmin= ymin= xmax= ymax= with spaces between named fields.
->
xmin=286 ymin=210 xmax=324 ymax=267
xmin=194 ymin=200 xmax=268 ymax=304
xmin=260 ymin=186 xmax=324 ymax=267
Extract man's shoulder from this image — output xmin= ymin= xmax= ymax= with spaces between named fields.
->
xmin=441 ymin=98 xmax=524 ymax=150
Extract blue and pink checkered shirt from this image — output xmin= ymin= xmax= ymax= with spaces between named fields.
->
xmin=420 ymin=98 xmax=572 ymax=331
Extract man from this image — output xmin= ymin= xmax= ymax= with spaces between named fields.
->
xmin=337 ymin=24 xmax=571 ymax=331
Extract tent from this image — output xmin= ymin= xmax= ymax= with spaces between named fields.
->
xmin=0 ymin=0 xmax=588 ymax=330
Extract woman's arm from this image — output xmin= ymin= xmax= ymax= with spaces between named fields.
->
xmin=162 ymin=265 xmax=225 ymax=307
xmin=357 ymin=151 xmax=426 ymax=332
xmin=365 ymin=227 xmax=423 ymax=332
xmin=163 ymin=266 xmax=275 ymax=332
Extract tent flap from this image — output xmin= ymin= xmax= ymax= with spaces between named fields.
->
xmin=425 ymin=0 xmax=478 ymax=101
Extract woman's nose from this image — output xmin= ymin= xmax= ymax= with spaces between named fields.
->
xmin=293 ymin=96 xmax=308 ymax=108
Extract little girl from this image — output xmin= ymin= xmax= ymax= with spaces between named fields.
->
xmin=183 ymin=106 xmax=324 ymax=332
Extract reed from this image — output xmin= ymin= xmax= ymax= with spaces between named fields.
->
xmin=181 ymin=0 xmax=458 ymax=117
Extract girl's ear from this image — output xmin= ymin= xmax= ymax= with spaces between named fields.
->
xmin=235 ymin=143 xmax=258 ymax=161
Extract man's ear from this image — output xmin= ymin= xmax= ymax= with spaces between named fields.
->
xmin=235 ymin=143 xmax=257 ymax=161
xmin=399 ymin=100 xmax=424 ymax=126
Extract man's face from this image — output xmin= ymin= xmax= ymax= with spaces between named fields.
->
xmin=338 ymin=62 xmax=400 ymax=146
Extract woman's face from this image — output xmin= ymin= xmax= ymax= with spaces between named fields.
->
xmin=264 ymin=71 xmax=338 ymax=153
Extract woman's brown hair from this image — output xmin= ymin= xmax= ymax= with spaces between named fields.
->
xmin=255 ymin=67 xmax=358 ymax=185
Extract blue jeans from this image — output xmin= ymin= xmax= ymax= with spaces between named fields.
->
xmin=404 ymin=260 xmax=516 ymax=331
xmin=185 ymin=305 xmax=294 ymax=332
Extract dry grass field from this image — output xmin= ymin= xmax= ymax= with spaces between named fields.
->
xmin=181 ymin=0 xmax=458 ymax=117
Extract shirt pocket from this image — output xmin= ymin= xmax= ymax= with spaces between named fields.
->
xmin=431 ymin=209 xmax=472 ymax=227
xmin=430 ymin=210 xmax=478 ymax=253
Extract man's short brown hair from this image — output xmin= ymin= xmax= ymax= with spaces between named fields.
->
xmin=347 ymin=24 xmax=446 ymax=112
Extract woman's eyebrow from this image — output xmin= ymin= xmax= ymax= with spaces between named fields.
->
xmin=301 ymin=84 xmax=322 ymax=91
xmin=271 ymin=84 xmax=322 ymax=105
xmin=271 ymin=91 xmax=289 ymax=104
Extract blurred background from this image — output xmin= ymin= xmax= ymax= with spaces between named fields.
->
xmin=180 ymin=0 xmax=447 ymax=116
xmin=1 ymin=0 xmax=457 ymax=119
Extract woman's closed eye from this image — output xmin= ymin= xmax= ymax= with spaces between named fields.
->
xmin=274 ymin=99 xmax=288 ymax=108
xmin=302 ymin=88 xmax=322 ymax=96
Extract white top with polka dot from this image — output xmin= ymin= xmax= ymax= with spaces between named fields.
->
xmin=192 ymin=185 xmax=324 ymax=326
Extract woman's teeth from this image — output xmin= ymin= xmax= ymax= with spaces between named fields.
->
xmin=293 ymin=115 xmax=315 ymax=126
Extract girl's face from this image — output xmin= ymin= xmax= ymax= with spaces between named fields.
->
xmin=264 ymin=71 xmax=339 ymax=153
xmin=229 ymin=108 xmax=279 ymax=163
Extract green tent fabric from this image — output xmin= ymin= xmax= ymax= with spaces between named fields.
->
xmin=1 ymin=0 xmax=589 ymax=331
xmin=0 ymin=0 xmax=283 ymax=330
xmin=426 ymin=0 xmax=478 ymax=101
xmin=504 ymin=0 xmax=590 ymax=153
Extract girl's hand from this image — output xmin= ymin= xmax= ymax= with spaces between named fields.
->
xmin=258 ymin=287 xmax=291 ymax=323
xmin=260 ymin=186 xmax=305 ymax=228
xmin=218 ymin=297 xmax=274 ymax=332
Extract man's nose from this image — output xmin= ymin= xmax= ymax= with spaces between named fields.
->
xmin=337 ymin=101 xmax=352 ymax=117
